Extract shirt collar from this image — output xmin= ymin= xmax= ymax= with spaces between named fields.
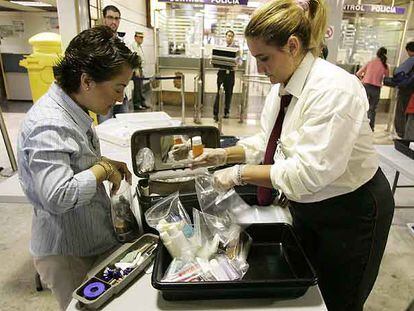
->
xmin=279 ymin=52 xmax=316 ymax=98
xmin=49 ymin=83 xmax=93 ymax=133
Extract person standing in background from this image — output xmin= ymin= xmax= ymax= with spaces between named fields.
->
xmin=103 ymin=5 xmax=122 ymax=39
xmin=394 ymin=41 xmax=414 ymax=138
xmin=213 ymin=30 xmax=239 ymax=122
xmin=404 ymin=93 xmax=414 ymax=139
xmin=129 ymin=31 xmax=149 ymax=111
xmin=99 ymin=5 xmax=130 ymax=122
xmin=356 ymin=47 xmax=389 ymax=131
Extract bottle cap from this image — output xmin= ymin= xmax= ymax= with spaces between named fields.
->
xmin=192 ymin=136 xmax=202 ymax=145
xmin=174 ymin=135 xmax=183 ymax=144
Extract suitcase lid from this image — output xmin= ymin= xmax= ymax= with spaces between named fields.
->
xmin=131 ymin=126 xmax=220 ymax=178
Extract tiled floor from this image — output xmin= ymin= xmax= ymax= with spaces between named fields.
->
xmin=0 ymin=99 xmax=413 ymax=311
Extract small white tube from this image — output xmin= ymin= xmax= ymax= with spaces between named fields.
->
xmin=209 ymin=258 xmax=228 ymax=281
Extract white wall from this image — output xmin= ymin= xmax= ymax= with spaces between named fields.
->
xmin=0 ymin=12 xmax=59 ymax=54
xmin=56 ymin=1 xmax=79 ymax=50
xmin=0 ymin=12 xmax=59 ymax=100
xmin=103 ymin=0 xmax=156 ymax=76
xmin=400 ymin=2 xmax=414 ymax=65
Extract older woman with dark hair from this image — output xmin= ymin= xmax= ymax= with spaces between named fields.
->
xmin=17 ymin=26 xmax=139 ymax=310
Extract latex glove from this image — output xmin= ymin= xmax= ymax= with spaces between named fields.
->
xmin=212 ymin=165 xmax=244 ymax=192
xmin=169 ymin=142 xmax=190 ymax=161
xmin=191 ymin=148 xmax=227 ymax=168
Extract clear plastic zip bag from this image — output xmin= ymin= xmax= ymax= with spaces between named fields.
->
xmin=195 ymin=173 xmax=252 ymax=246
xmin=110 ymin=180 xmax=139 ymax=242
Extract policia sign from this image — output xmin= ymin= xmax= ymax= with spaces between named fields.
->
xmin=343 ymin=4 xmax=406 ymax=15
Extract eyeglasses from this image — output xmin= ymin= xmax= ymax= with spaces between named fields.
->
xmin=105 ymin=15 xmax=120 ymax=21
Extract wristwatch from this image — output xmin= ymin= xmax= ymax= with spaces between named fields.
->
xmin=235 ymin=164 xmax=247 ymax=186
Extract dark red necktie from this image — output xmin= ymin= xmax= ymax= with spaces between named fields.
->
xmin=257 ymin=94 xmax=293 ymax=206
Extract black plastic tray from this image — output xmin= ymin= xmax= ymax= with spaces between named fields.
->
xmin=394 ymin=139 xmax=414 ymax=159
xmin=151 ymin=223 xmax=317 ymax=301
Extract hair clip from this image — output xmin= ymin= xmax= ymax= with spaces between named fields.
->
xmin=296 ymin=0 xmax=310 ymax=11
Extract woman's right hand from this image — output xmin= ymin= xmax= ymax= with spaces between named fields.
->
xmin=190 ymin=148 xmax=227 ymax=168
xmin=93 ymin=158 xmax=125 ymax=195
xmin=107 ymin=167 xmax=122 ymax=195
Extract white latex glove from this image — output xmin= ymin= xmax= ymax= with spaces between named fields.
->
xmin=191 ymin=148 xmax=227 ymax=168
xmin=168 ymin=141 xmax=191 ymax=161
xmin=212 ymin=165 xmax=244 ymax=192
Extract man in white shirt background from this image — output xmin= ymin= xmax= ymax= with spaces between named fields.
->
xmin=213 ymin=30 xmax=239 ymax=121
xmin=130 ymin=31 xmax=149 ymax=111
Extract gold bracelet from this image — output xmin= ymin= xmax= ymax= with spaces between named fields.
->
xmin=97 ymin=160 xmax=115 ymax=179
xmin=95 ymin=162 xmax=109 ymax=179
xmin=102 ymin=160 xmax=115 ymax=179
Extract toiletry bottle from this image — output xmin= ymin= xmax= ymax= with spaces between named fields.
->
xmin=191 ymin=136 xmax=204 ymax=158
xmin=160 ymin=232 xmax=180 ymax=258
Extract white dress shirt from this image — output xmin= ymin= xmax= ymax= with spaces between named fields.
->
xmin=238 ymin=53 xmax=378 ymax=203
xmin=129 ymin=41 xmax=145 ymax=76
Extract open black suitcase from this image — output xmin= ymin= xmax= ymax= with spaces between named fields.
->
xmin=130 ymin=126 xmax=260 ymax=233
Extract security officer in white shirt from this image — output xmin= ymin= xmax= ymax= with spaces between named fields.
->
xmin=191 ymin=0 xmax=394 ymax=310
xmin=130 ymin=31 xmax=149 ymax=110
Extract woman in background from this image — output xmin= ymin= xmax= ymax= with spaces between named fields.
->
xmin=357 ymin=47 xmax=389 ymax=131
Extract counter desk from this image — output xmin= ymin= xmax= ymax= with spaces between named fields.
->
xmin=375 ymin=145 xmax=414 ymax=195
xmin=67 ymin=271 xmax=327 ymax=311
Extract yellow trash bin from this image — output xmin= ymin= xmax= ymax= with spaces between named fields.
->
xmin=19 ymin=32 xmax=62 ymax=103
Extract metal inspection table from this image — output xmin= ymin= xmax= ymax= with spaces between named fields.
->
xmin=375 ymin=145 xmax=414 ymax=195
xmin=67 ymin=271 xmax=326 ymax=311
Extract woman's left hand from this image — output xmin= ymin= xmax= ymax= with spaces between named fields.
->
xmin=212 ymin=165 xmax=242 ymax=192
xmin=102 ymin=157 xmax=132 ymax=184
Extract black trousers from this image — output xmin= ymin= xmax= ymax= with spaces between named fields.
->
xmin=394 ymin=88 xmax=412 ymax=137
xmin=363 ymin=83 xmax=381 ymax=130
xmin=132 ymin=75 xmax=145 ymax=109
xmin=214 ymin=69 xmax=235 ymax=117
xmin=289 ymin=168 xmax=394 ymax=311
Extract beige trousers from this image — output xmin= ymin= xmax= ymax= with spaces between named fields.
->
xmin=33 ymin=251 xmax=113 ymax=310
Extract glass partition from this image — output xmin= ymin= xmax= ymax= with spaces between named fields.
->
xmin=337 ymin=14 xmax=405 ymax=70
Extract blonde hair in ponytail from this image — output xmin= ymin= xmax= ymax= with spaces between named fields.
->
xmin=245 ymin=0 xmax=327 ymax=57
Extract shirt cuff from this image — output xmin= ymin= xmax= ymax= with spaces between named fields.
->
xmin=73 ymin=169 xmax=97 ymax=205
